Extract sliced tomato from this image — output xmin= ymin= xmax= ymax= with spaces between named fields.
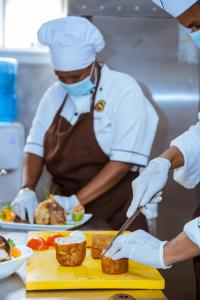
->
xmin=27 ymin=237 xmax=49 ymax=251
xmin=46 ymin=233 xmax=64 ymax=247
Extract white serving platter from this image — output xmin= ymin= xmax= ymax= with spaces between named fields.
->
xmin=0 ymin=214 xmax=92 ymax=231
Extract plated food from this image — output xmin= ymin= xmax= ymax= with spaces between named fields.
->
xmin=0 ymin=205 xmax=16 ymax=222
xmin=0 ymin=193 xmax=86 ymax=227
xmin=34 ymin=196 xmax=66 ymax=225
xmin=91 ymin=234 xmax=114 ymax=259
xmin=0 ymin=236 xmax=33 ymax=280
xmin=0 ymin=235 xmax=21 ymax=262
xmin=101 ymin=256 xmax=128 ymax=275
xmin=55 ymin=231 xmax=86 ymax=267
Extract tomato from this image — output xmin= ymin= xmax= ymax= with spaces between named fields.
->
xmin=27 ymin=237 xmax=49 ymax=251
xmin=46 ymin=233 xmax=64 ymax=247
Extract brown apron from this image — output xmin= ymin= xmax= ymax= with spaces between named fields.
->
xmin=44 ymin=69 xmax=148 ymax=231
xmin=193 ymin=206 xmax=200 ymax=300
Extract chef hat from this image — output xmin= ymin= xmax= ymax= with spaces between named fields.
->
xmin=152 ymin=0 xmax=198 ymax=17
xmin=38 ymin=17 xmax=105 ymax=71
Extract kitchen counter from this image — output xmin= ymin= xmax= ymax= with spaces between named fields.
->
xmin=0 ymin=218 xmax=167 ymax=300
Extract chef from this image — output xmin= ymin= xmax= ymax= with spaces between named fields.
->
xmin=108 ymin=0 xmax=200 ymax=297
xmin=11 ymin=17 xmax=158 ymax=231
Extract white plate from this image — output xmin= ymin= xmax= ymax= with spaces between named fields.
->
xmin=0 ymin=214 xmax=92 ymax=231
xmin=0 ymin=245 xmax=33 ymax=279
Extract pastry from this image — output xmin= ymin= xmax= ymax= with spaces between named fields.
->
xmin=101 ymin=256 xmax=128 ymax=275
xmin=91 ymin=234 xmax=114 ymax=259
xmin=34 ymin=196 xmax=66 ymax=225
xmin=55 ymin=231 xmax=86 ymax=267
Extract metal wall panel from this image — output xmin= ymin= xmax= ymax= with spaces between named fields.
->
xmin=68 ymin=0 xmax=168 ymax=17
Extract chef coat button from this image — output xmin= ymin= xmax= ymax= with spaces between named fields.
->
xmin=100 ymin=87 xmax=103 ymax=91
xmin=74 ymin=112 xmax=78 ymax=116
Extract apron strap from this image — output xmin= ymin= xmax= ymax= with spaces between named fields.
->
xmin=57 ymin=94 xmax=68 ymax=116
xmin=51 ymin=94 xmax=68 ymax=126
xmin=91 ymin=64 xmax=102 ymax=113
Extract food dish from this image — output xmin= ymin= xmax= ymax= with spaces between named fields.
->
xmin=0 ymin=213 xmax=92 ymax=231
xmin=91 ymin=234 xmax=114 ymax=259
xmin=101 ymin=256 xmax=128 ymax=275
xmin=0 ymin=245 xmax=33 ymax=279
xmin=0 ymin=235 xmax=33 ymax=279
xmin=55 ymin=231 xmax=86 ymax=266
xmin=34 ymin=198 xmax=66 ymax=225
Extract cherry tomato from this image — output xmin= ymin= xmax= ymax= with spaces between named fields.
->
xmin=46 ymin=233 xmax=64 ymax=247
xmin=27 ymin=237 xmax=49 ymax=251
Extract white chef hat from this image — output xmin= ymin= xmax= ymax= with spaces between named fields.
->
xmin=152 ymin=0 xmax=198 ymax=17
xmin=38 ymin=17 xmax=105 ymax=71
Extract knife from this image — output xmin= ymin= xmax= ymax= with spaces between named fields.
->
xmin=101 ymin=207 xmax=141 ymax=258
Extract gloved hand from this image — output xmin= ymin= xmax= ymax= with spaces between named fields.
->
xmin=107 ymin=230 xmax=171 ymax=269
xmin=141 ymin=198 xmax=161 ymax=220
xmin=54 ymin=194 xmax=80 ymax=213
xmin=11 ymin=189 xmax=38 ymax=224
xmin=127 ymin=158 xmax=171 ymax=218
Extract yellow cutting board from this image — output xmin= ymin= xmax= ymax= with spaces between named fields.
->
xmin=26 ymin=231 xmax=165 ymax=291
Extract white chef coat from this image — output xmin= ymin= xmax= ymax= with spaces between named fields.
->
xmin=170 ymin=113 xmax=200 ymax=189
xmin=24 ymin=64 xmax=158 ymax=168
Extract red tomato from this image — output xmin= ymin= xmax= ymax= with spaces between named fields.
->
xmin=27 ymin=237 xmax=49 ymax=250
xmin=46 ymin=233 xmax=64 ymax=247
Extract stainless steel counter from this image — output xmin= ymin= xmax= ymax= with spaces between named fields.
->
xmin=0 ymin=221 xmax=167 ymax=300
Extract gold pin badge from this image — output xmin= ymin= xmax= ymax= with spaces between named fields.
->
xmin=95 ymin=100 xmax=106 ymax=112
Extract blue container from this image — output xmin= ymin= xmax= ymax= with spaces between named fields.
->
xmin=0 ymin=58 xmax=18 ymax=122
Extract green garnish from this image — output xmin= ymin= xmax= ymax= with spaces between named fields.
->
xmin=43 ymin=186 xmax=50 ymax=200
xmin=3 ymin=204 xmax=12 ymax=211
xmin=0 ymin=211 xmax=6 ymax=220
xmin=7 ymin=238 xmax=15 ymax=248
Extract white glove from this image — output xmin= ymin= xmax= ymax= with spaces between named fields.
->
xmin=54 ymin=194 xmax=80 ymax=213
xmin=127 ymin=158 xmax=171 ymax=218
xmin=107 ymin=230 xmax=171 ymax=269
xmin=142 ymin=200 xmax=161 ymax=220
xmin=11 ymin=189 xmax=38 ymax=224
xmin=184 ymin=217 xmax=200 ymax=248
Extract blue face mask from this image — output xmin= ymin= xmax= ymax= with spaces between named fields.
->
xmin=59 ymin=64 xmax=95 ymax=97
xmin=190 ymin=29 xmax=200 ymax=48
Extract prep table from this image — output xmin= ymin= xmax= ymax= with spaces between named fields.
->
xmin=0 ymin=218 xmax=167 ymax=300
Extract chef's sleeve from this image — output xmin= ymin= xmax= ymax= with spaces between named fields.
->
xmin=110 ymin=82 xmax=159 ymax=167
xmin=24 ymin=89 xmax=52 ymax=158
xmin=170 ymin=113 xmax=200 ymax=189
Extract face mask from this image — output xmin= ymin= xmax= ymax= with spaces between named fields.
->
xmin=190 ymin=29 xmax=200 ymax=48
xmin=59 ymin=63 xmax=96 ymax=97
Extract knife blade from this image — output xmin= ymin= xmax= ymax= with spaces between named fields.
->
xmin=101 ymin=207 xmax=141 ymax=258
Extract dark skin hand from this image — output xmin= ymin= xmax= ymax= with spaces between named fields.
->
xmin=176 ymin=1 xmax=200 ymax=32
xmin=22 ymin=154 xmax=132 ymax=204
xmin=164 ymin=232 xmax=200 ymax=266
xmin=160 ymin=146 xmax=185 ymax=170
xmin=21 ymin=153 xmax=44 ymax=190
xmin=77 ymin=161 xmax=132 ymax=205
